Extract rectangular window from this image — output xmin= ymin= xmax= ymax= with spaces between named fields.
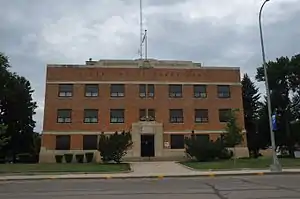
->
xmin=110 ymin=109 xmax=125 ymax=123
xmin=147 ymin=84 xmax=155 ymax=98
xmin=55 ymin=135 xmax=70 ymax=150
xmin=83 ymin=135 xmax=98 ymax=150
xmin=57 ymin=109 xmax=72 ymax=123
xmin=84 ymin=109 xmax=98 ymax=123
xmin=58 ymin=84 xmax=73 ymax=97
xmin=148 ymin=109 xmax=155 ymax=120
xmin=139 ymin=109 xmax=155 ymax=121
xmin=217 ymin=85 xmax=230 ymax=98
xmin=195 ymin=109 xmax=209 ymax=123
xmin=196 ymin=134 xmax=210 ymax=142
xmin=170 ymin=134 xmax=185 ymax=149
xmin=219 ymin=109 xmax=231 ymax=122
xmin=139 ymin=84 xmax=146 ymax=98
xmin=139 ymin=109 xmax=146 ymax=121
xmin=110 ymin=84 xmax=125 ymax=97
xmin=194 ymin=85 xmax=207 ymax=98
xmin=85 ymin=84 xmax=99 ymax=97
xmin=169 ymin=84 xmax=183 ymax=98
xmin=169 ymin=109 xmax=184 ymax=123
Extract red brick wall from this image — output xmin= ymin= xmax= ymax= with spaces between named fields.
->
xmin=42 ymin=65 xmax=245 ymax=150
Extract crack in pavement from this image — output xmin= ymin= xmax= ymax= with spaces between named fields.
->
xmin=235 ymin=177 xmax=300 ymax=194
xmin=204 ymin=182 xmax=228 ymax=199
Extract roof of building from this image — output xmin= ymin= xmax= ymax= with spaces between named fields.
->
xmin=47 ymin=59 xmax=240 ymax=70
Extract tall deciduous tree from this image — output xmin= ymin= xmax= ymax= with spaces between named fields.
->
xmin=256 ymin=54 xmax=300 ymax=157
xmin=241 ymin=74 xmax=260 ymax=158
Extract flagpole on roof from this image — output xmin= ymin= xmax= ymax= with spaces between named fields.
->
xmin=144 ymin=30 xmax=147 ymax=60
xmin=139 ymin=0 xmax=143 ymax=60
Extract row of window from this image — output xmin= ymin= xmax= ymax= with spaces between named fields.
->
xmin=55 ymin=134 xmax=209 ymax=150
xmin=57 ymin=108 xmax=233 ymax=124
xmin=58 ymin=84 xmax=231 ymax=99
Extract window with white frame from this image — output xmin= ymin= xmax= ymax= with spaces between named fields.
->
xmin=217 ymin=85 xmax=230 ymax=98
xmin=57 ymin=109 xmax=72 ymax=123
xmin=58 ymin=84 xmax=73 ymax=97
xmin=139 ymin=84 xmax=147 ymax=98
xmin=194 ymin=109 xmax=209 ymax=123
xmin=85 ymin=84 xmax=99 ymax=97
xmin=84 ymin=109 xmax=98 ymax=123
xmin=169 ymin=84 xmax=183 ymax=98
xmin=110 ymin=84 xmax=125 ymax=97
xmin=110 ymin=109 xmax=125 ymax=123
xmin=193 ymin=85 xmax=207 ymax=98
xmin=169 ymin=109 xmax=184 ymax=123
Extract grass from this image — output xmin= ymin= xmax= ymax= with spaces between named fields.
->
xmin=181 ymin=157 xmax=300 ymax=170
xmin=0 ymin=163 xmax=131 ymax=174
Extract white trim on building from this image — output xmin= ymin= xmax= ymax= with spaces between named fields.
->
xmin=46 ymin=81 xmax=242 ymax=86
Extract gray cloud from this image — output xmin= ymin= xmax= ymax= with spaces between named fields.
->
xmin=0 ymin=0 xmax=299 ymax=132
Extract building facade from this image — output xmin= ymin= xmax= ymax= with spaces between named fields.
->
xmin=40 ymin=59 xmax=248 ymax=163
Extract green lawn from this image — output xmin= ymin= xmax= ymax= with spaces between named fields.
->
xmin=181 ymin=157 xmax=300 ymax=170
xmin=0 ymin=163 xmax=130 ymax=174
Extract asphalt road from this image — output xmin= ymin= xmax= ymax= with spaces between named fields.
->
xmin=1 ymin=175 xmax=300 ymax=199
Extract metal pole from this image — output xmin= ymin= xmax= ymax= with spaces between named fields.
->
xmin=145 ymin=30 xmax=148 ymax=60
xmin=139 ymin=0 xmax=143 ymax=59
xmin=259 ymin=0 xmax=282 ymax=172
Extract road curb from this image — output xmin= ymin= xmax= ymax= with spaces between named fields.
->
xmin=176 ymin=162 xmax=280 ymax=172
xmin=1 ymin=171 xmax=300 ymax=182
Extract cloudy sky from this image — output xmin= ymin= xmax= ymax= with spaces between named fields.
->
xmin=1 ymin=0 xmax=300 ymax=132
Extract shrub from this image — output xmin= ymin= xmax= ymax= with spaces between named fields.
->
xmin=0 ymin=154 xmax=5 ymax=164
xmin=16 ymin=153 xmax=35 ymax=163
xmin=98 ymin=131 xmax=133 ymax=163
xmin=85 ymin=152 xmax=94 ymax=163
xmin=64 ymin=154 xmax=73 ymax=163
xmin=55 ymin=155 xmax=63 ymax=163
xmin=218 ymin=148 xmax=234 ymax=160
xmin=185 ymin=134 xmax=232 ymax=162
xmin=75 ymin=154 xmax=84 ymax=163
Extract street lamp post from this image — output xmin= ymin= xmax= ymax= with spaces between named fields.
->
xmin=259 ymin=0 xmax=282 ymax=172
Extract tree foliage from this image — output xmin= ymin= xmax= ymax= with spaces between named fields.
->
xmin=0 ymin=124 xmax=9 ymax=150
xmin=242 ymin=74 xmax=261 ymax=157
xmin=223 ymin=109 xmax=243 ymax=148
xmin=185 ymin=133 xmax=233 ymax=162
xmin=98 ymin=131 xmax=133 ymax=163
xmin=256 ymin=53 xmax=300 ymax=157
xmin=0 ymin=52 xmax=37 ymax=162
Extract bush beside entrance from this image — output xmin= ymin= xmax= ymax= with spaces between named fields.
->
xmin=98 ymin=131 xmax=133 ymax=163
xmin=185 ymin=134 xmax=233 ymax=162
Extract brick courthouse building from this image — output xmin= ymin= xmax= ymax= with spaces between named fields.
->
xmin=39 ymin=59 xmax=247 ymax=162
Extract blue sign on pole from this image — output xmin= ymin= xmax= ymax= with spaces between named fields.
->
xmin=272 ymin=114 xmax=278 ymax=131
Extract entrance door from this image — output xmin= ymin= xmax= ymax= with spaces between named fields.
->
xmin=141 ymin=134 xmax=155 ymax=157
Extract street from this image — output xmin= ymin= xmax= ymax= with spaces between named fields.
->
xmin=1 ymin=175 xmax=300 ymax=199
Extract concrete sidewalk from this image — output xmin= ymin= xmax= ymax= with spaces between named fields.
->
xmin=1 ymin=162 xmax=300 ymax=181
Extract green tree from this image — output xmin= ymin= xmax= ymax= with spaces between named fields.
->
xmin=222 ymin=109 xmax=243 ymax=163
xmin=256 ymin=54 xmax=300 ymax=157
xmin=241 ymin=73 xmax=260 ymax=158
xmin=0 ymin=124 xmax=9 ymax=150
xmin=256 ymin=100 xmax=271 ymax=148
xmin=223 ymin=109 xmax=243 ymax=147
xmin=0 ymin=53 xmax=37 ymax=161
xmin=291 ymin=91 xmax=300 ymax=120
